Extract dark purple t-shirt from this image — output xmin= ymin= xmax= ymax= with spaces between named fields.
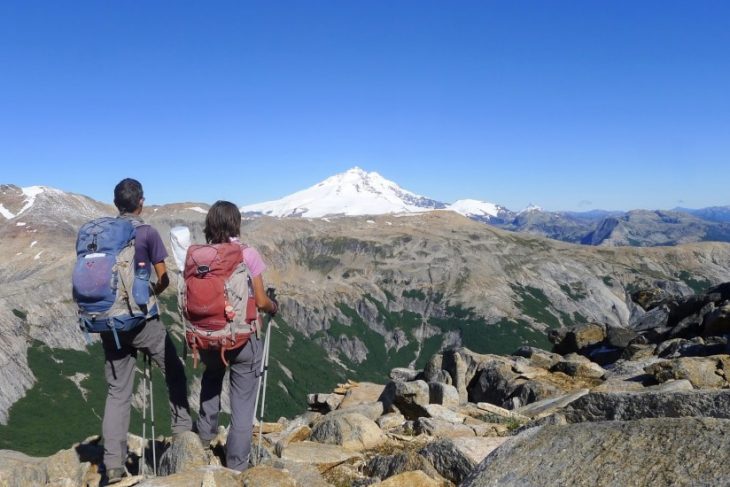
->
xmin=134 ymin=225 xmax=168 ymax=269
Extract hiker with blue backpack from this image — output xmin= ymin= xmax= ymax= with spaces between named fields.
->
xmin=181 ymin=200 xmax=277 ymax=471
xmin=73 ymin=178 xmax=192 ymax=484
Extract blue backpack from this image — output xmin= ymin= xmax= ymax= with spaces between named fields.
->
xmin=72 ymin=217 xmax=158 ymax=347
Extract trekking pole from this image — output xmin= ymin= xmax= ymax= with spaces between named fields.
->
xmin=147 ymin=354 xmax=157 ymax=477
xmin=141 ymin=355 xmax=148 ymax=477
xmin=255 ymin=287 xmax=277 ymax=465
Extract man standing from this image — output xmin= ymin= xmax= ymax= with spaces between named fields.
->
xmin=101 ymin=178 xmax=192 ymax=483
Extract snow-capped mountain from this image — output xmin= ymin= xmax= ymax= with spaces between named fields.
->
xmin=448 ymin=199 xmax=510 ymax=222
xmin=0 ymin=184 xmax=110 ymax=229
xmin=240 ymin=167 xmax=447 ymax=218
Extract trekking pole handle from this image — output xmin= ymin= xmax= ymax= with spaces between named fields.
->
xmin=266 ymin=287 xmax=278 ymax=317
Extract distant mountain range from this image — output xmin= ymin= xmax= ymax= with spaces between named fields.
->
xmin=239 ymin=167 xmax=730 ymax=247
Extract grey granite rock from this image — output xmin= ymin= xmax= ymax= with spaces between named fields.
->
xmin=462 ymin=417 xmax=730 ymax=487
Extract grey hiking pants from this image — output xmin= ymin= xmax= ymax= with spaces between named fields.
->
xmin=196 ymin=335 xmax=262 ymax=471
xmin=101 ymin=319 xmax=192 ymax=469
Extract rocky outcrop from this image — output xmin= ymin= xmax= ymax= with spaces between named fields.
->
xmin=462 ymin=418 xmax=730 ymax=486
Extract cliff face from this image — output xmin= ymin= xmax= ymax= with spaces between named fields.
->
xmin=1 ymin=193 xmax=730 ymax=425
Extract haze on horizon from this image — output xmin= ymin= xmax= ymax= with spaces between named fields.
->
xmin=0 ymin=1 xmax=728 ymax=212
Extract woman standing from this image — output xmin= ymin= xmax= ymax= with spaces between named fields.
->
xmin=193 ymin=200 xmax=277 ymax=471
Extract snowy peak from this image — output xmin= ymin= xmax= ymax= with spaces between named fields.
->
xmin=0 ymin=184 xmax=111 ymax=228
xmin=448 ymin=199 xmax=502 ymax=220
xmin=241 ymin=167 xmax=446 ymax=218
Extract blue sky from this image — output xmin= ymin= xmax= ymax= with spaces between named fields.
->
xmin=1 ymin=1 xmax=728 ymax=211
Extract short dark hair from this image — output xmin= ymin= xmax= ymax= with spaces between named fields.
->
xmin=205 ymin=200 xmax=241 ymax=244
xmin=114 ymin=178 xmax=144 ymax=214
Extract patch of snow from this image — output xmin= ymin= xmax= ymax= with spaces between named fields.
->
xmin=30 ymin=241 xmax=37 ymax=248
xmin=186 ymin=206 xmax=207 ymax=214
xmin=34 ymin=251 xmax=44 ymax=260
xmin=15 ymin=252 xmax=22 ymax=256
xmin=277 ymin=381 xmax=289 ymax=394
xmin=16 ymin=222 xmax=26 ymax=226
xmin=386 ymin=221 xmax=392 ymax=226
xmin=0 ymin=204 xmax=14 ymax=219
xmin=449 ymin=199 xmax=500 ymax=219
xmin=519 ymin=203 xmax=543 ymax=214
xmin=17 ymin=186 xmax=46 ymax=215
xmin=366 ymin=220 xmax=375 ymax=224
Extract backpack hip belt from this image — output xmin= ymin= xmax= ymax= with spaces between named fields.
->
xmin=186 ymin=321 xmax=257 ymax=368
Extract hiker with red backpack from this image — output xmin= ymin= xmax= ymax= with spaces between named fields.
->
xmin=73 ymin=178 xmax=192 ymax=484
xmin=182 ymin=200 xmax=277 ymax=471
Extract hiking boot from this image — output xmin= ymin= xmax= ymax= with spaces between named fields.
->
xmin=104 ymin=467 xmax=127 ymax=485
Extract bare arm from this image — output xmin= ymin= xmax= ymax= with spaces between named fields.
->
xmin=251 ymin=275 xmax=276 ymax=313
xmin=152 ymin=261 xmax=169 ymax=295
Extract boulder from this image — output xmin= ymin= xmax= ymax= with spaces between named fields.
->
xmin=307 ymin=393 xmax=343 ymax=413
xmin=0 ymin=450 xmax=47 ymax=487
xmin=158 ymin=431 xmax=208 ymax=476
xmin=270 ymin=460 xmax=331 ymax=487
xmin=621 ymin=343 xmax=656 ymax=361
xmin=703 ymin=303 xmax=730 ymax=337
xmin=474 ymin=402 xmax=528 ymax=421
xmin=330 ymin=402 xmax=384 ymax=422
xmin=551 ymin=323 xmax=606 ymax=355
xmin=380 ymin=380 xmax=430 ymax=419
xmin=423 ymin=353 xmax=445 ymax=382
xmin=564 ymin=390 xmax=730 ymax=423
xmin=507 ymin=379 xmax=563 ymax=408
xmin=365 ymin=450 xmax=441 ymax=481
xmin=239 ymin=465 xmax=297 ymax=487
xmin=371 ymin=470 xmax=446 ymax=487
xmin=604 ymin=324 xmax=638 ymax=349
xmin=310 ymin=413 xmax=386 ymax=451
xmin=449 ymin=437 xmax=510 ymax=465
xmin=550 ymin=355 xmax=606 ymax=380
xmin=631 ymin=287 xmax=670 ymax=311
xmin=415 ymin=418 xmax=475 ymax=438
xmin=515 ymin=389 xmax=589 ymax=420
xmin=441 ymin=349 xmax=507 ymax=404
xmin=423 ymin=404 xmax=468 ymax=424
xmin=418 ymin=438 xmax=476 ymax=484
xmin=645 ymin=357 xmax=726 ymax=388
xmin=338 ymin=382 xmax=386 ymax=409
xmin=278 ymin=441 xmax=363 ymax=472
xmin=511 ymin=346 xmax=561 ymax=370
xmin=462 ymin=418 xmax=730 ymax=487
xmin=389 ymin=368 xmax=421 ymax=382
xmin=136 ymin=466 xmax=240 ymax=486
xmin=273 ymin=425 xmax=312 ymax=456
xmin=376 ymin=412 xmax=406 ymax=430
xmin=467 ymin=360 xmax=519 ymax=407
xmin=632 ymin=305 xmax=670 ymax=334
xmin=44 ymin=447 xmax=87 ymax=487
xmin=428 ymin=382 xmax=460 ymax=408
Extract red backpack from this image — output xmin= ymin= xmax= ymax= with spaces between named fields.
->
xmin=182 ymin=242 xmax=258 ymax=366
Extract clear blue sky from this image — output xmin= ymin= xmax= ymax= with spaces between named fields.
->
xmin=1 ymin=1 xmax=728 ymax=211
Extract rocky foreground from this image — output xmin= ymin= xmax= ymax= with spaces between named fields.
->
xmin=3 ymin=282 xmax=730 ymax=486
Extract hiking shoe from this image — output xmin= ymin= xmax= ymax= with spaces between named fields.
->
xmin=105 ymin=467 xmax=127 ymax=484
